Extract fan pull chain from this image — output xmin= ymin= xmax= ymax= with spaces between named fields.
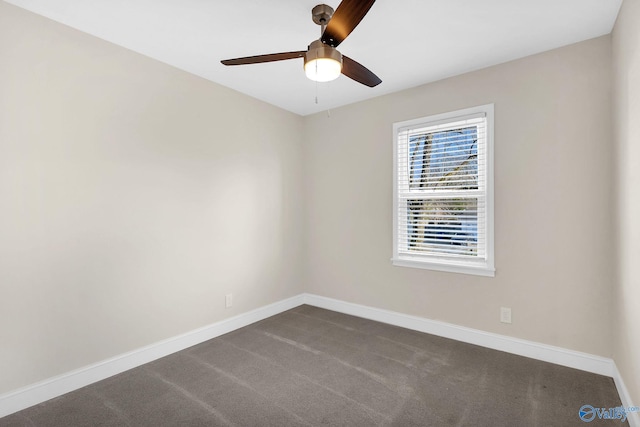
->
xmin=315 ymin=63 xmax=319 ymax=104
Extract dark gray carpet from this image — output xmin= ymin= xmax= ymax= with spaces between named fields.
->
xmin=1 ymin=305 xmax=626 ymax=426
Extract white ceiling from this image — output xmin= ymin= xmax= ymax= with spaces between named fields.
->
xmin=5 ymin=0 xmax=622 ymax=116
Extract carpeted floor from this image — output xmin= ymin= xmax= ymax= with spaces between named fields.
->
xmin=0 ymin=305 xmax=627 ymax=426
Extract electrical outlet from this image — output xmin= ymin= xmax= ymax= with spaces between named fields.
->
xmin=500 ymin=307 xmax=512 ymax=324
xmin=225 ymin=293 xmax=233 ymax=308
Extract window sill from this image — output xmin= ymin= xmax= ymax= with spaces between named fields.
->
xmin=391 ymin=258 xmax=495 ymax=277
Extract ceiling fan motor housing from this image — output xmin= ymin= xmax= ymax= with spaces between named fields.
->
xmin=305 ymin=40 xmax=343 ymax=66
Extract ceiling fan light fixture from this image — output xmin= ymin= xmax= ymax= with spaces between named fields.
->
xmin=304 ymin=40 xmax=342 ymax=82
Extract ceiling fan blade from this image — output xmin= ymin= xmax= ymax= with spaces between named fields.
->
xmin=342 ymin=55 xmax=381 ymax=87
xmin=321 ymin=0 xmax=376 ymax=47
xmin=221 ymin=51 xmax=305 ymax=66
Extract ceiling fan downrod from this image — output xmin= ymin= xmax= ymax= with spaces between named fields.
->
xmin=311 ymin=4 xmax=334 ymax=36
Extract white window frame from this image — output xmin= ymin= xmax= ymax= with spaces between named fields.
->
xmin=392 ymin=104 xmax=495 ymax=277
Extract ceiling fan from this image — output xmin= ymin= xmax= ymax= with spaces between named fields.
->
xmin=221 ymin=0 xmax=381 ymax=88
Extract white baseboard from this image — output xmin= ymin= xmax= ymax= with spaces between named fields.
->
xmin=302 ymin=294 xmax=616 ymax=376
xmin=2 ymin=292 xmax=636 ymax=425
xmin=303 ymin=294 xmax=639 ymax=425
xmin=0 ymin=294 xmax=304 ymax=418
xmin=612 ymin=363 xmax=640 ymax=427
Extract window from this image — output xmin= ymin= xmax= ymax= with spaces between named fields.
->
xmin=392 ymin=104 xmax=494 ymax=276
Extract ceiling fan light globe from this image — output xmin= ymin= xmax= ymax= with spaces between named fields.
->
xmin=305 ymin=57 xmax=342 ymax=82
xmin=304 ymin=40 xmax=343 ymax=82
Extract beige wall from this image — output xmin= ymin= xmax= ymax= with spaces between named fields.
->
xmin=0 ymin=2 xmax=304 ymax=394
xmin=303 ymin=36 xmax=614 ymax=357
xmin=612 ymin=0 xmax=640 ymax=405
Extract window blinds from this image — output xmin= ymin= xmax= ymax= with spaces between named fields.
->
xmin=396 ymin=113 xmax=487 ymax=262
